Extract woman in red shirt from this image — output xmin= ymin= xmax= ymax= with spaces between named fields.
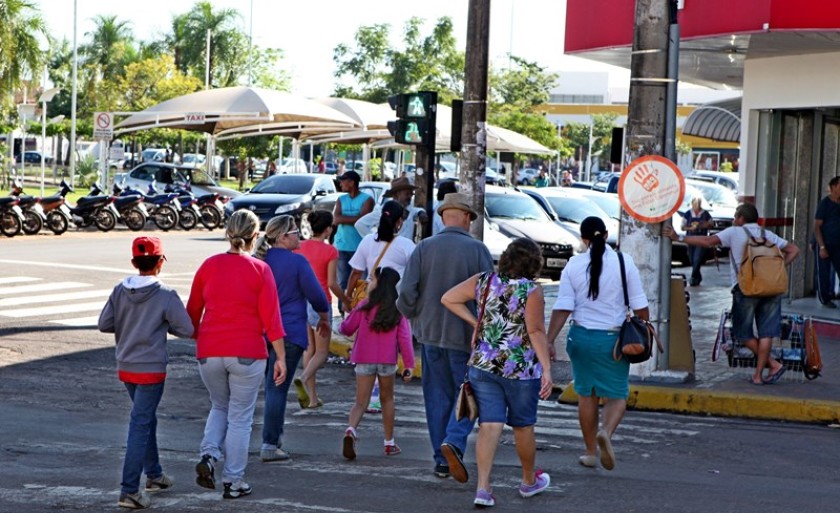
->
xmin=187 ymin=210 xmax=286 ymax=500
xmin=294 ymin=210 xmax=349 ymax=408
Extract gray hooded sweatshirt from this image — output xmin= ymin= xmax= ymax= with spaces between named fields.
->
xmin=98 ymin=276 xmax=194 ymax=376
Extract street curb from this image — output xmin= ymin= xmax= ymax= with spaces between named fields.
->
xmin=558 ymin=381 xmax=840 ymax=424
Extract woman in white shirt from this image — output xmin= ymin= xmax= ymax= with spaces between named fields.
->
xmin=546 ymin=216 xmax=649 ymax=472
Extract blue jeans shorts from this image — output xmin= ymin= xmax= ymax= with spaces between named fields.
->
xmin=468 ymin=367 xmax=540 ymax=427
xmin=355 ymin=363 xmax=398 ymax=376
xmin=731 ymin=285 xmax=783 ymax=341
xmin=306 ymin=303 xmax=320 ymax=328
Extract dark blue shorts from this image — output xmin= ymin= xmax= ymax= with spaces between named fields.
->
xmin=468 ymin=367 xmax=540 ymax=427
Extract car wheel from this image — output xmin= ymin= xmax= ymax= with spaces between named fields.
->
xmin=298 ymin=210 xmax=313 ymax=240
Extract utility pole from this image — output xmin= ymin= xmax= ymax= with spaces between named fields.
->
xmin=460 ymin=0 xmax=490 ymax=240
xmin=621 ymin=0 xmax=676 ymax=377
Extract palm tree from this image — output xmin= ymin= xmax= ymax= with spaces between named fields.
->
xmin=0 ymin=0 xmax=47 ymax=98
xmin=80 ymin=15 xmax=136 ymax=79
xmin=171 ymin=1 xmax=243 ymax=88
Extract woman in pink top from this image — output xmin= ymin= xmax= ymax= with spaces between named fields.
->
xmin=294 ymin=211 xmax=350 ymax=408
xmin=187 ymin=210 xmax=286 ymax=500
xmin=339 ymin=267 xmax=414 ymax=460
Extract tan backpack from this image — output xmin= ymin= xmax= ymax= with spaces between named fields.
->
xmin=736 ymin=227 xmax=788 ymax=297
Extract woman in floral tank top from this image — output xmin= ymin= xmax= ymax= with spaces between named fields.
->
xmin=442 ymin=238 xmax=553 ymax=508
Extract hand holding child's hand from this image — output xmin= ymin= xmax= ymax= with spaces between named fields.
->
xmin=402 ymin=368 xmax=413 ymax=383
xmin=316 ymin=319 xmax=331 ymax=338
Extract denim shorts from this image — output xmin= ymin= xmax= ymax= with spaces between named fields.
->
xmin=467 ymin=367 xmax=540 ymax=427
xmin=354 ymin=363 xmax=398 ymax=376
xmin=731 ymin=285 xmax=782 ymax=341
xmin=306 ymin=303 xmax=320 ymax=328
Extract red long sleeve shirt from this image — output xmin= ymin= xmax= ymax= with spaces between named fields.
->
xmin=187 ymin=253 xmax=285 ymax=359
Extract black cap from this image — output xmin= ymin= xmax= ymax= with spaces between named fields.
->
xmin=339 ymin=170 xmax=361 ymax=183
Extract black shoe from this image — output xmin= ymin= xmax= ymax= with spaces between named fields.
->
xmin=433 ymin=464 xmax=450 ymax=478
xmin=223 ymin=481 xmax=252 ymax=499
xmin=441 ymin=442 xmax=468 ymax=483
xmin=821 ymin=301 xmax=838 ymax=309
xmin=195 ymin=454 xmax=216 ymax=489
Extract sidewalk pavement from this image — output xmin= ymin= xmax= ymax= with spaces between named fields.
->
xmin=330 ymin=262 xmax=840 ymax=424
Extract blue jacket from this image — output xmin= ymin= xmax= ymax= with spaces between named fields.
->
xmin=264 ymin=248 xmax=330 ymax=349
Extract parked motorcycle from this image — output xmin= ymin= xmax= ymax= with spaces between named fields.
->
xmin=166 ymin=182 xmax=225 ymax=230
xmin=0 ymin=196 xmax=25 ymax=237
xmin=149 ymin=181 xmax=200 ymax=231
xmin=9 ymin=178 xmax=46 ymax=235
xmin=59 ymin=179 xmax=120 ymax=232
xmin=89 ymin=183 xmax=147 ymax=231
xmin=114 ymin=180 xmax=180 ymax=232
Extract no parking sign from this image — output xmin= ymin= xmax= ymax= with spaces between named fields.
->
xmin=618 ymin=155 xmax=685 ymax=223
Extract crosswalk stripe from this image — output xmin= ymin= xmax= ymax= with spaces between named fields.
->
xmin=1 ymin=301 xmax=106 ymax=318
xmin=0 ymin=277 xmax=39 ymax=285
xmin=0 ymin=282 xmax=91 ymax=296
xmin=50 ymin=316 xmax=100 ymax=327
xmin=0 ymin=289 xmax=111 ymax=307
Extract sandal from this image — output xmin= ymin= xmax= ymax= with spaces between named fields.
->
xmin=763 ymin=367 xmax=786 ymax=384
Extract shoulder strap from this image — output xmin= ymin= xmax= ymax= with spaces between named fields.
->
xmin=618 ymin=251 xmax=630 ymax=310
xmin=372 ymin=239 xmax=394 ymax=272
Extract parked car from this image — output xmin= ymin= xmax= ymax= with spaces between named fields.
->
xmin=690 ymin=170 xmax=739 ymax=192
xmin=485 ymin=168 xmax=506 ymax=186
xmin=278 ymin=157 xmax=309 ymax=174
xmin=324 ymin=161 xmax=338 ymax=174
xmin=484 ymin=185 xmax=580 ymax=279
xmin=181 ymin=153 xmax=206 ymax=168
xmin=225 ymin=173 xmax=337 ymax=237
xmin=515 ymin=167 xmax=539 ymax=185
xmin=522 ymin=187 xmax=619 ymax=247
xmin=15 ymin=151 xmax=52 ymax=165
xmin=117 ymin=163 xmax=240 ymax=199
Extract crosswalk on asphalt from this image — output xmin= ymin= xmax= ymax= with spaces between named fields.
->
xmin=0 ymin=276 xmax=191 ymax=328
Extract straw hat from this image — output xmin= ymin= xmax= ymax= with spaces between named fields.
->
xmin=436 ymin=192 xmax=477 ymax=220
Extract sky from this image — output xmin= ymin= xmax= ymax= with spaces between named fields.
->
xmin=35 ymin=0 xmax=632 ymax=96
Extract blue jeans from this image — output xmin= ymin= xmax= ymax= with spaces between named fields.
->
xmin=815 ymin=241 xmax=840 ymax=304
xmin=121 ymin=382 xmax=165 ymax=494
xmin=687 ymin=245 xmax=707 ymax=285
xmin=262 ymin=342 xmax=305 ymax=450
xmin=198 ymin=357 xmax=264 ymax=484
xmin=420 ymin=344 xmax=475 ymax=466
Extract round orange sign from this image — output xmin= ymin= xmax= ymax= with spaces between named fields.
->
xmin=618 ymin=155 xmax=685 ymax=223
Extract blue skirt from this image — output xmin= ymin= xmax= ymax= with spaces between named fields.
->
xmin=566 ymin=324 xmax=630 ymax=399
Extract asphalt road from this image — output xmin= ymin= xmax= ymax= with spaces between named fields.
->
xmin=1 ymin=230 xmax=839 ymax=513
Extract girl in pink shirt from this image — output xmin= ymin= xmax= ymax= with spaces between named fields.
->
xmin=339 ymin=267 xmax=414 ymax=460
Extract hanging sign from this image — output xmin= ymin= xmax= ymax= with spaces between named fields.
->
xmin=618 ymin=155 xmax=685 ymax=223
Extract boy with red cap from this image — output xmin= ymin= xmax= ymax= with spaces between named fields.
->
xmin=98 ymin=236 xmax=193 ymax=509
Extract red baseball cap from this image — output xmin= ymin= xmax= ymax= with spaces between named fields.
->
xmin=132 ymin=236 xmax=165 ymax=258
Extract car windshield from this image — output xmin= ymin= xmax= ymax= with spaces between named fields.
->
xmin=181 ymin=169 xmax=215 ymax=186
xmin=582 ymin=193 xmax=621 ymax=219
xmin=183 ymin=154 xmax=204 ymax=164
xmin=251 ymin=175 xmax=315 ymax=194
xmin=546 ymin=196 xmax=609 ymax=224
xmin=486 ymin=194 xmax=548 ymax=221
xmin=141 ymin=150 xmax=160 ymax=160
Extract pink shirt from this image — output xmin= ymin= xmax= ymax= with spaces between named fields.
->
xmin=340 ymin=300 xmax=414 ymax=368
xmin=296 ymin=239 xmax=338 ymax=302
xmin=187 ymin=253 xmax=285 ymax=359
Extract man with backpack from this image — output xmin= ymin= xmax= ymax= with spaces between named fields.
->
xmin=664 ymin=203 xmax=800 ymax=385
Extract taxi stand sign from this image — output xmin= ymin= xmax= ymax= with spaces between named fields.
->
xmin=618 ymin=155 xmax=685 ymax=224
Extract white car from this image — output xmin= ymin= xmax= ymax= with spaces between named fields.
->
xmin=278 ymin=157 xmax=309 ymax=174
xmin=516 ymin=167 xmax=539 ymax=185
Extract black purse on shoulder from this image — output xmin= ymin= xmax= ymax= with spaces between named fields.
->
xmin=613 ymin=252 xmax=662 ymax=364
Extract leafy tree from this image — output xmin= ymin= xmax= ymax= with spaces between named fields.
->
xmin=562 ymin=112 xmax=620 ymax=167
xmin=171 ymin=2 xmax=243 ymax=88
xmin=490 ymin=56 xmax=556 ymax=112
xmin=118 ymin=55 xmax=203 ymax=112
xmin=250 ymin=47 xmax=291 ymax=91
xmin=333 ymin=17 xmax=463 ymax=104
xmin=0 ymin=0 xmax=47 ymax=98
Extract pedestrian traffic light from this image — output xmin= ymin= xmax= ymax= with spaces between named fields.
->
xmin=387 ymin=91 xmax=437 ymax=145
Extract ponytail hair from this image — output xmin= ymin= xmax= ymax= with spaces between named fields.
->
xmin=580 ymin=216 xmax=608 ymax=300
xmin=360 ymin=267 xmax=402 ymax=332
xmin=376 ymin=200 xmax=404 ymax=242
xmin=226 ymin=210 xmax=259 ymax=253
xmin=254 ymin=214 xmax=294 ymax=260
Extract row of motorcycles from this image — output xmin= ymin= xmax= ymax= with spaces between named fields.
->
xmin=1 ymin=178 xmax=229 ymax=237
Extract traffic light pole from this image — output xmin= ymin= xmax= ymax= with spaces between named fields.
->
xmin=421 ymin=104 xmax=437 ymax=239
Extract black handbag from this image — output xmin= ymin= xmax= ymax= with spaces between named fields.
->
xmin=613 ymin=252 xmax=663 ymax=363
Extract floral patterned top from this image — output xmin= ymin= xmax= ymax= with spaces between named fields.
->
xmin=470 ymin=272 xmax=542 ymax=380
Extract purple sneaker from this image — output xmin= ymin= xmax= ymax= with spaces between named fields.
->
xmin=474 ymin=488 xmax=495 ymax=508
xmin=519 ymin=470 xmax=550 ymax=498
